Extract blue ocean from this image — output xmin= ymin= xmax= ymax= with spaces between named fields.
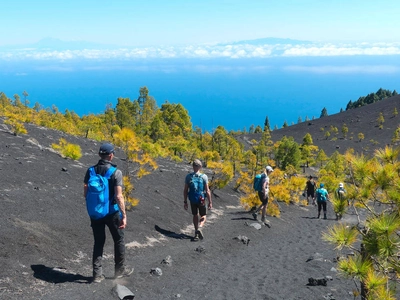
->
xmin=1 ymin=56 xmax=399 ymax=132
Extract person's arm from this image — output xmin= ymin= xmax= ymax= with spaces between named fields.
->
xmin=114 ymin=185 xmax=127 ymax=229
xmin=183 ymin=183 xmax=189 ymax=210
xmin=84 ymin=184 xmax=88 ymax=198
xmin=205 ymin=183 xmax=212 ymax=209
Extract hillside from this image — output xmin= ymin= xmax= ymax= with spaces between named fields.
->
xmin=0 ymin=118 xmax=364 ymax=299
xmin=238 ymin=94 xmax=400 ymax=157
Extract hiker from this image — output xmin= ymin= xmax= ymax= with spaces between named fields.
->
xmin=183 ymin=159 xmax=212 ymax=241
xmin=252 ymin=166 xmax=273 ymax=225
xmin=335 ymin=182 xmax=348 ymax=205
xmin=83 ymin=143 xmax=133 ymax=283
xmin=316 ymin=183 xmax=330 ymax=219
xmin=304 ymin=175 xmax=317 ymax=205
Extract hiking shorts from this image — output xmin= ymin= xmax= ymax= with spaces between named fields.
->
xmin=258 ymin=191 xmax=269 ymax=205
xmin=307 ymin=191 xmax=315 ymax=198
xmin=190 ymin=201 xmax=206 ymax=216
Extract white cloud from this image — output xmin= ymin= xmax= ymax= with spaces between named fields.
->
xmin=284 ymin=65 xmax=400 ymax=74
xmin=1 ymin=41 xmax=400 ymax=61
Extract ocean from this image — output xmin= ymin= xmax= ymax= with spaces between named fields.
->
xmin=1 ymin=56 xmax=399 ymax=133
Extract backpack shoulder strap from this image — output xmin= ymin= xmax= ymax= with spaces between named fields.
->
xmin=104 ymin=166 xmax=117 ymax=179
xmin=89 ymin=166 xmax=96 ymax=176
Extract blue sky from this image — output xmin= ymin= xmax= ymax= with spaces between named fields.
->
xmin=2 ymin=0 xmax=399 ymax=47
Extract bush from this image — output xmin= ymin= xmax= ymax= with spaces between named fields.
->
xmin=51 ymin=138 xmax=82 ymax=160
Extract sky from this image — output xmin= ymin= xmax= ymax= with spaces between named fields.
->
xmin=2 ymin=0 xmax=400 ymax=48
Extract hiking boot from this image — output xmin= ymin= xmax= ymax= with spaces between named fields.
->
xmin=115 ymin=266 xmax=134 ymax=279
xmin=261 ymin=217 xmax=266 ymax=222
xmin=197 ymin=230 xmax=204 ymax=240
xmin=193 ymin=231 xmax=200 ymax=241
xmin=324 ymin=214 xmax=327 ymax=220
xmin=252 ymin=212 xmax=258 ymax=220
xmin=317 ymin=214 xmax=320 ymax=219
xmin=92 ymin=274 xmax=105 ymax=283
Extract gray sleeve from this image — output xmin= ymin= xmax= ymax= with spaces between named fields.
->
xmin=114 ymin=169 xmax=123 ymax=187
xmin=202 ymin=174 xmax=209 ymax=185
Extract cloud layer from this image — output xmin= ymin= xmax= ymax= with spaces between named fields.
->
xmin=1 ymin=41 xmax=400 ymax=61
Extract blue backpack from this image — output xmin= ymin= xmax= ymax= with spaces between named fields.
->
xmin=86 ymin=166 xmax=117 ymax=219
xmin=253 ymin=174 xmax=263 ymax=192
xmin=188 ymin=173 xmax=205 ymax=204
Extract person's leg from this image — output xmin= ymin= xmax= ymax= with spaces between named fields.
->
xmin=193 ymin=214 xmax=199 ymax=231
xmin=190 ymin=203 xmax=200 ymax=239
xmin=91 ymin=219 xmax=106 ymax=278
xmin=107 ymin=213 xmax=126 ymax=274
xmin=317 ymin=202 xmax=322 ymax=218
xmin=322 ymin=202 xmax=327 ymax=219
xmin=261 ymin=197 xmax=269 ymax=220
xmin=199 ymin=205 xmax=207 ymax=228
xmin=197 ymin=206 xmax=206 ymax=239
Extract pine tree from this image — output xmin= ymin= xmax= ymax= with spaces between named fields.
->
xmin=320 ymin=107 xmax=328 ymax=118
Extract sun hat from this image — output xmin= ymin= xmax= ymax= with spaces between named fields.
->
xmin=339 ymin=183 xmax=344 ymax=188
xmin=193 ymin=159 xmax=202 ymax=167
xmin=99 ymin=143 xmax=115 ymax=155
xmin=320 ymin=183 xmax=324 ymax=188
xmin=266 ymin=166 xmax=273 ymax=172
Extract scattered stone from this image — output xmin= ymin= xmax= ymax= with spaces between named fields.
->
xmin=330 ymin=267 xmax=337 ymax=273
xmin=308 ymin=277 xmax=328 ymax=286
xmin=195 ymin=245 xmax=206 ymax=253
xmin=113 ymin=283 xmax=135 ymax=299
xmin=174 ymin=294 xmax=181 ymax=298
xmin=61 ymin=167 xmax=68 ymax=172
xmin=161 ymin=255 xmax=173 ymax=266
xmin=323 ymin=293 xmax=336 ymax=300
xmin=150 ymin=267 xmax=162 ymax=276
xmin=326 ymin=275 xmax=333 ymax=281
xmin=233 ymin=235 xmax=250 ymax=246
xmin=306 ymin=252 xmax=324 ymax=262
xmin=245 ymin=222 xmax=262 ymax=230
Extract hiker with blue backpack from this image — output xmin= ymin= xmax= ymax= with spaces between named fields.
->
xmin=252 ymin=165 xmax=273 ymax=226
xmin=315 ymin=183 xmax=330 ymax=220
xmin=83 ymin=143 xmax=133 ymax=283
xmin=183 ymin=159 xmax=212 ymax=241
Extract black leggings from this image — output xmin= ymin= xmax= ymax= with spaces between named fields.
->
xmin=317 ymin=201 xmax=327 ymax=214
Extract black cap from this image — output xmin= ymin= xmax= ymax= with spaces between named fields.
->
xmin=99 ymin=143 xmax=114 ymax=155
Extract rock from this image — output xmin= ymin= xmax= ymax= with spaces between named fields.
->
xmin=233 ymin=235 xmax=250 ymax=245
xmin=150 ymin=267 xmax=162 ymax=276
xmin=195 ymin=246 xmax=206 ymax=253
xmin=308 ymin=277 xmax=327 ymax=286
xmin=113 ymin=283 xmax=135 ymax=299
xmin=248 ymin=222 xmax=262 ymax=230
xmin=161 ymin=255 xmax=173 ymax=266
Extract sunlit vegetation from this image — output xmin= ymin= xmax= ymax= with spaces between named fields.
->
xmin=2 ymin=86 xmax=400 ymax=298
xmin=321 ymin=147 xmax=400 ymax=300
xmin=51 ymin=138 xmax=82 ymax=160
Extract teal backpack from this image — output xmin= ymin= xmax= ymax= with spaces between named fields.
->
xmin=253 ymin=174 xmax=263 ymax=192
xmin=188 ymin=173 xmax=205 ymax=204
xmin=316 ymin=188 xmax=327 ymax=202
xmin=86 ymin=166 xmax=117 ymax=219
